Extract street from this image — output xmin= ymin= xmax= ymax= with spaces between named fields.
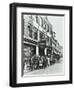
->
xmin=23 ymin=60 xmax=64 ymax=76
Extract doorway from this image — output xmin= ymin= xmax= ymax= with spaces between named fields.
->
xmin=39 ymin=47 xmax=45 ymax=56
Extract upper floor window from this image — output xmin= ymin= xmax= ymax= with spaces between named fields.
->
xmin=47 ymin=25 xmax=49 ymax=32
xmin=43 ymin=24 xmax=47 ymax=30
xmin=30 ymin=15 xmax=32 ymax=19
xmin=36 ymin=15 xmax=39 ymax=25
xmin=29 ymin=15 xmax=32 ymax=19
xmin=41 ymin=17 xmax=43 ymax=27
xmin=28 ymin=25 xmax=32 ymax=38
xmin=33 ymin=27 xmax=38 ymax=40
xmin=34 ymin=31 xmax=38 ymax=40
xmin=40 ymin=32 xmax=45 ymax=40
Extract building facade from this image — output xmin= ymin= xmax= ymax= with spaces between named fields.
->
xmin=22 ymin=14 xmax=63 ymax=75
xmin=51 ymin=37 xmax=63 ymax=63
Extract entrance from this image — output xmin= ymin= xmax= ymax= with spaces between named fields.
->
xmin=38 ymin=39 xmax=46 ymax=56
xmin=39 ymin=47 xmax=45 ymax=56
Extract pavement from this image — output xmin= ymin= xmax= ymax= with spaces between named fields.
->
xmin=23 ymin=60 xmax=64 ymax=76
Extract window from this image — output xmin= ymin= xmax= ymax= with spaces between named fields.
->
xmin=39 ymin=17 xmax=41 ymax=26
xmin=47 ymin=36 xmax=49 ymax=41
xmin=33 ymin=27 xmax=38 ymax=40
xmin=41 ymin=18 xmax=43 ymax=27
xmin=43 ymin=21 xmax=46 ymax=30
xmin=30 ymin=15 xmax=32 ymax=19
xmin=50 ymin=26 xmax=53 ymax=35
xmin=46 ymin=36 xmax=49 ymax=46
xmin=28 ymin=25 xmax=32 ymax=38
xmin=40 ymin=32 xmax=45 ymax=40
xmin=36 ymin=15 xmax=39 ymax=25
xmin=34 ymin=31 xmax=38 ymax=40
xmin=47 ymin=25 xmax=49 ymax=32
xmin=50 ymin=38 xmax=52 ymax=46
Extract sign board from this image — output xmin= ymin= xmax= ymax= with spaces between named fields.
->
xmin=39 ymin=40 xmax=46 ymax=48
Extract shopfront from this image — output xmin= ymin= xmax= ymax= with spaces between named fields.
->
xmin=22 ymin=43 xmax=36 ymax=74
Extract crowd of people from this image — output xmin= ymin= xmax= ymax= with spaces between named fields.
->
xmin=30 ymin=55 xmax=48 ymax=70
xmin=23 ymin=54 xmax=62 ymax=75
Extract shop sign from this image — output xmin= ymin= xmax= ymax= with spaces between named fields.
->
xmin=39 ymin=40 xmax=46 ymax=48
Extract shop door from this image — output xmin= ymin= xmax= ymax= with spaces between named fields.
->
xmin=39 ymin=47 xmax=45 ymax=56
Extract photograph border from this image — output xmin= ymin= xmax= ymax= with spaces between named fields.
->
xmin=10 ymin=3 xmax=72 ymax=87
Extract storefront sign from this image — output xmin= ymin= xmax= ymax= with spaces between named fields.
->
xmin=39 ymin=40 xmax=46 ymax=48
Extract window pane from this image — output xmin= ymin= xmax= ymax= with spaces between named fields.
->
xmin=33 ymin=27 xmax=38 ymax=40
xmin=34 ymin=31 xmax=37 ymax=40
xmin=36 ymin=15 xmax=39 ymax=25
xmin=41 ymin=18 xmax=43 ymax=27
xmin=40 ymin=32 xmax=45 ymax=40
xmin=28 ymin=25 xmax=32 ymax=38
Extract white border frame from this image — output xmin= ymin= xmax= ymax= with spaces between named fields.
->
xmin=16 ymin=7 xmax=70 ymax=84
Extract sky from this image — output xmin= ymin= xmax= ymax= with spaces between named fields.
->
xmin=48 ymin=16 xmax=64 ymax=46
